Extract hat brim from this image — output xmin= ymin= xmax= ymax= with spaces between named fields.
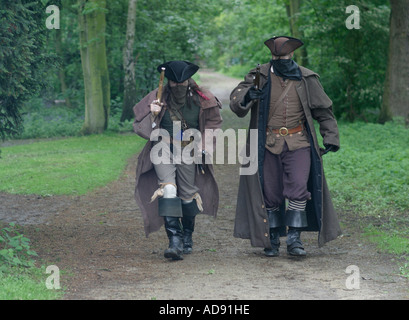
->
xmin=264 ymin=36 xmax=303 ymax=56
xmin=157 ymin=60 xmax=199 ymax=83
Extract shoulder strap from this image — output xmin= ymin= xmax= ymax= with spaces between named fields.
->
xmin=166 ymin=105 xmax=189 ymax=130
xmin=267 ymin=81 xmax=294 ymax=126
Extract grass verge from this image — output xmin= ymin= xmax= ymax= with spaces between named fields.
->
xmin=322 ymin=120 xmax=409 ymax=277
xmin=1 ymin=133 xmax=145 ymax=298
xmin=0 ymin=132 xmax=145 ymax=196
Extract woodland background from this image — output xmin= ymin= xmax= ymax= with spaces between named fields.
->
xmin=0 ymin=0 xmax=408 ymax=140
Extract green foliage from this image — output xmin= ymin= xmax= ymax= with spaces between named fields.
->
xmin=207 ymin=0 xmax=391 ymax=122
xmin=130 ymin=0 xmax=223 ymax=97
xmin=0 ymin=133 xmax=145 ymax=196
xmin=324 ymin=121 xmax=409 ymax=216
xmin=203 ymin=0 xmax=290 ymax=76
xmin=302 ymin=0 xmax=390 ymax=122
xmin=0 ymin=223 xmax=38 ymax=271
xmin=0 ymin=0 xmax=57 ymax=140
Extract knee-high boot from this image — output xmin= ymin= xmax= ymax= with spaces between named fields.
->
xmin=264 ymin=209 xmax=283 ymax=257
xmin=181 ymin=199 xmax=201 ymax=254
xmin=159 ymin=197 xmax=184 ymax=260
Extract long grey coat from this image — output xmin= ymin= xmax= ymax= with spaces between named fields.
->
xmin=133 ymin=87 xmax=223 ymax=237
xmin=230 ymin=63 xmax=341 ymax=248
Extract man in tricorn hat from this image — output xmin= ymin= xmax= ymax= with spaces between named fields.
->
xmin=230 ymin=36 xmax=341 ymax=257
xmin=133 ymin=60 xmax=223 ymax=260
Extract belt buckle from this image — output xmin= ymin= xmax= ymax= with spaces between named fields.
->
xmin=279 ymin=127 xmax=289 ymax=136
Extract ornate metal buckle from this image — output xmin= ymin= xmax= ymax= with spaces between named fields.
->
xmin=279 ymin=127 xmax=289 ymax=136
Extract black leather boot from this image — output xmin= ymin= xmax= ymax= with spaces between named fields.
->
xmin=285 ymin=210 xmax=307 ymax=256
xmin=181 ymin=215 xmax=195 ymax=254
xmin=264 ymin=209 xmax=283 ymax=257
xmin=286 ymin=228 xmax=306 ymax=256
xmin=181 ymin=199 xmax=200 ymax=254
xmin=158 ymin=197 xmax=184 ymax=260
xmin=164 ymin=216 xmax=184 ymax=260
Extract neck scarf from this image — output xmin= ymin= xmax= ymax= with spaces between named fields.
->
xmin=271 ymin=58 xmax=302 ymax=81
xmin=169 ymin=85 xmax=188 ymax=110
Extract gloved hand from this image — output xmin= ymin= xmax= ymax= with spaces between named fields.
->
xmin=321 ymin=144 xmax=338 ymax=155
xmin=150 ymin=99 xmax=163 ymax=116
xmin=246 ymin=86 xmax=263 ymax=100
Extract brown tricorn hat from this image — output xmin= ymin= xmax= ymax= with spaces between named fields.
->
xmin=264 ymin=36 xmax=304 ymax=56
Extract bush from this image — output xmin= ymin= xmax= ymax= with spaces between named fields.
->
xmin=0 ymin=223 xmax=38 ymax=273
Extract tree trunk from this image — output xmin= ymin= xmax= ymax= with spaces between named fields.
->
xmin=121 ymin=0 xmax=138 ymax=122
xmin=55 ymin=29 xmax=72 ymax=108
xmin=78 ymin=0 xmax=110 ymax=134
xmin=380 ymin=0 xmax=409 ymax=123
xmin=285 ymin=0 xmax=308 ymax=67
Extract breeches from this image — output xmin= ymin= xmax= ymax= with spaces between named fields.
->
xmin=154 ymin=162 xmax=199 ymax=201
xmin=263 ymin=143 xmax=311 ymax=209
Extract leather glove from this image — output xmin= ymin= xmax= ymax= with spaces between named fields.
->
xmin=150 ymin=99 xmax=163 ymax=116
xmin=246 ymin=86 xmax=263 ymax=100
xmin=321 ymin=144 xmax=338 ymax=155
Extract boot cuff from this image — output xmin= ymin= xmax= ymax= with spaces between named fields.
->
xmin=285 ymin=210 xmax=308 ymax=228
xmin=158 ymin=197 xmax=183 ymax=217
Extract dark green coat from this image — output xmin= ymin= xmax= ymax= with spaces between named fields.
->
xmin=230 ymin=63 xmax=341 ymax=248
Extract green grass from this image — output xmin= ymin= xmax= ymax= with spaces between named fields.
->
xmin=363 ymin=226 xmax=409 ymax=278
xmin=322 ymin=121 xmax=409 ymax=217
xmin=0 ymin=132 xmax=145 ymax=299
xmin=321 ymin=120 xmax=409 ymax=276
xmin=0 ymin=132 xmax=145 ymax=196
xmin=364 ymin=227 xmax=409 ymax=256
xmin=0 ymin=267 xmax=64 ymax=300
xmin=0 ymin=222 xmax=64 ymax=300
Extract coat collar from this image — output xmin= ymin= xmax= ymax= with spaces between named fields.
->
xmin=259 ymin=62 xmax=319 ymax=78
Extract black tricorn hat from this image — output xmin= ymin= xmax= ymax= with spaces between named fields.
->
xmin=157 ymin=60 xmax=199 ymax=83
xmin=264 ymin=36 xmax=304 ymax=56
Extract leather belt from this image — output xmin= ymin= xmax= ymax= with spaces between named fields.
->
xmin=170 ymin=136 xmax=194 ymax=147
xmin=271 ymin=124 xmax=303 ymax=136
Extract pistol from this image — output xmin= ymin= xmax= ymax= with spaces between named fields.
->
xmin=157 ymin=67 xmax=166 ymax=104
xmin=152 ymin=67 xmax=166 ymax=128
xmin=254 ymin=64 xmax=260 ymax=90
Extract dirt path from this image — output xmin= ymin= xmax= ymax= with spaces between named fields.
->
xmin=1 ymin=70 xmax=408 ymax=300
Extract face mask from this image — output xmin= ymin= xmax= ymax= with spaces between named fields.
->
xmin=271 ymin=58 xmax=302 ymax=81
xmin=170 ymin=84 xmax=188 ymax=106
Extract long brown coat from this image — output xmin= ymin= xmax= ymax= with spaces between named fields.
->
xmin=133 ymin=86 xmax=223 ymax=237
xmin=230 ymin=63 xmax=341 ymax=248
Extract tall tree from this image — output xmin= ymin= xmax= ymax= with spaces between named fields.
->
xmin=78 ymin=0 xmax=110 ymax=134
xmin=379 ymin=0 xmax=409 ymax=123
xmin=285 ymin=0 xmax=308 ymax=67
xmin=120 ymin=0 xmax=138 ymax=122
xmin=54 ymin=29 xmax=72 ymax=108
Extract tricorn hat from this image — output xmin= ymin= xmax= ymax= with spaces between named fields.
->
xmin=157 ymin=60 xmax=199 ymax=83
xmin=264 ymin=36 xmax=303 ymax=56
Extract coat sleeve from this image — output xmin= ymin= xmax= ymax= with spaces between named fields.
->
xmin=307 ymin=76 xmax=340 ymax=151
xmin=132 ymin=90 xmax=158 ymax=140
xmin=229 ymin=70 xmax=257 ymax=118
xmin=201 ymin=94 xmax=223 ymax=153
